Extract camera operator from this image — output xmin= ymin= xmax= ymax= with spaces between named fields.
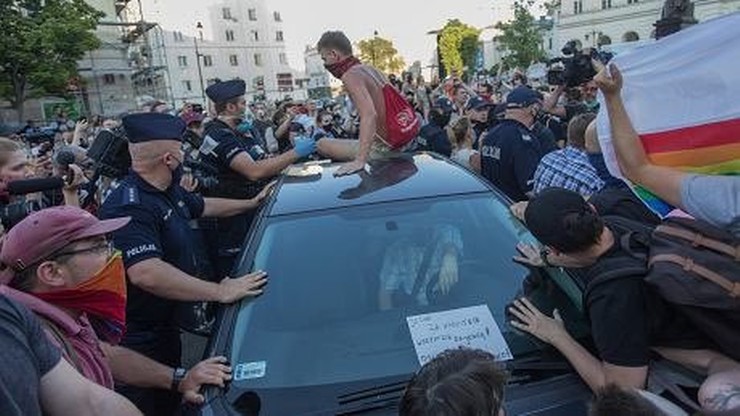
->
xmin=0 ymin=137 xmax=86 ymax=232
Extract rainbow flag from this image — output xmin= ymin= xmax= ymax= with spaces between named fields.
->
xmin=596 ymin=12 xmax=740 ymax=217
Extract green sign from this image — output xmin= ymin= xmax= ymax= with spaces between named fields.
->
xmin=42 ymin=99 xmax=82 ymax=122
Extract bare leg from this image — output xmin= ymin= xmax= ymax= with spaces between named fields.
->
xmin=654 ymin=347 xmax=740 ymax=412
xmin=316 ymin=138 xmax=359 ymax=162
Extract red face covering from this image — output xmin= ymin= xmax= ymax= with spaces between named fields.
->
xmin=324 ymin=55 xmax=362 ymax=79
xmin=35 ymin=254 xmax=127 ymax=344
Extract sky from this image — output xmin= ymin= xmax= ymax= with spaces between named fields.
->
xmin=149 ymin=0 xmax=519 ymax=72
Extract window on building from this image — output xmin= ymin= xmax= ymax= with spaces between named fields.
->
xmin=601 ymin=0 xmax=612 ymax=8
xmin=173 ymin=31 xmax=184 ymax=42
xmin=248 ymin=8 xmax=257 ymax=21
xmin=573 ymin=1 xmax=578 ymax=13
xmin=183 ymin=80 xmax=192 ymax=91
xmin=548 ymin=37 xmax=553 ymax=50
xmin=222 ymin=7 xmax=232 ymax=19
xmin=177 ymin=56 xmax=188 ymax=67
xmin=254 ymin=53 xmax=263 ymax=66
xmin=251 ymin=30 xmax=259 ymax=42
xmin=279 ymin=53 xmax=288 ymax=65
xmin=203 ymin=55 xmax=213 ymax=67
xmin=274 ymin=11 xmax=282 ymax=21
xmin=276 ymin=31 xmax=284 ymax=42
xmin=226 ymin=30 xmax=235 ymax=41
xmin=103 ymin=74 xmax=115 ymax=85
xmin=229 ymin=54 xmax=239 ymax=66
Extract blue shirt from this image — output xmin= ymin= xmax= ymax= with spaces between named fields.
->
xmin=98 ymin=171 xmax=206 ymax=326
xmin=480 ymin=119 xmax=547 ymax=202
xmin=534 ymin=146 xmax=605 ymax=197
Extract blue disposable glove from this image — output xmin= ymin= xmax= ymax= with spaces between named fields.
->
xmin=293 ymin=136 xmax=317 ymax=158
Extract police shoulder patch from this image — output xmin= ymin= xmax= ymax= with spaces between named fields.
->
xmin=123 ymin=186 xmax=140 ymax=205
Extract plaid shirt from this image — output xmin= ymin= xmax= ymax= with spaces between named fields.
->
xmin=534 ymin=146 xmax=605 ymax=197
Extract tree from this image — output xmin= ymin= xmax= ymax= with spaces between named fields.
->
xmin=494 ymin=1 xmax=546 ymax=70
xmin=356 ymin=36 xmax=405 ymax=75
xmin=0 ymin=0 xmax=103 ymax=122
xmin=438 ymin=19 xmax=481 ymax=77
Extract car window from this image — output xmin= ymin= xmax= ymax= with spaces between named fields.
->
xmin=229 ymin=194 xmax=589 ymax=390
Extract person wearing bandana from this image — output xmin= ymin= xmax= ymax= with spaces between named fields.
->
xmin=315 ymin=31 xmax=420 ymax=177
xmin=0 ymin=206 xmax=233 ymax=414
xmin=198 ymin=79 xmax=316 ymax=280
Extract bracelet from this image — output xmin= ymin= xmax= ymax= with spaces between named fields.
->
xmin=171 ymin=367 xmax=187 ymax=392
xmin=540 ymin=248 xmax=553 ymax=268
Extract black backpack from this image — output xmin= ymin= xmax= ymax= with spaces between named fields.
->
xmin=583 ymin=216 xmax=740 ymax=361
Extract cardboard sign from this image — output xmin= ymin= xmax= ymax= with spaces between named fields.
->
xmin=406 ymin=305 xmax=513 ymax=365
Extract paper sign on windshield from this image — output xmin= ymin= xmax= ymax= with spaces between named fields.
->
xmin=406 ymin=305 xmax=513 ymax=365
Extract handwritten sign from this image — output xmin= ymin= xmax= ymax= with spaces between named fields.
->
xmin=406 ymin=305 xmax=513 ymax=365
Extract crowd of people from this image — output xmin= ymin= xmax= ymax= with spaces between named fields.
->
xmin=0 ymin=28 xmax=737 ymax=416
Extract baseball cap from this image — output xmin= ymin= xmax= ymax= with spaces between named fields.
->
xmin=506 ymin=86 xmax=542 ymax=109
xmin=0 ymin=206 xmax=130 ymax=284
xmin=524 ymin=187 xmax=598 ymax=253
xmin=466 ymin=96 xmax=492 ymax=112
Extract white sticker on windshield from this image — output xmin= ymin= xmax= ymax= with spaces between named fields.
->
xmin=233 ymin=361 xmax=266 ymax=381
xmin=406 ymin=305 xmax=513 ymax=366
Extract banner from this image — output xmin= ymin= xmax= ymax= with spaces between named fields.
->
xmin=596 ymin=12 xmax=740 ymax=216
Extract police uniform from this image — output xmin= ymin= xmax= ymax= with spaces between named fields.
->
xmin=416 ymin=97 xmax=454 ymax=156
xmin=199 ymin=80 xmax=269 ymax=279
xmin=98 ymin=113 xmax=208 ymax=416
xmin=480 ymin=87 xmax=548 ymax=202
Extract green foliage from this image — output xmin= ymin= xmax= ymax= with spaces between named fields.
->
xmin=494 ymin=1 xmax=546 ymax=70
xmin=0 ymin=0 xmax=103 ymax=120
xmin=356 ymin=36 xmax=405 ymax=75
xmin=438 ymin=19 xmax=481 ymax=76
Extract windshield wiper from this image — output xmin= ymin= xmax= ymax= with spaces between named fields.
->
xmin=331 ymin=380 xmax=407 ymax=415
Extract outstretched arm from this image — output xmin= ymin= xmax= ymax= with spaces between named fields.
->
xmin=594 ymin=63 xmax=686 ymax=208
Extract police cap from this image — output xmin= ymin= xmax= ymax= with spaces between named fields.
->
xmin=122 ymin=113 xmax=185 ymax=144
xmin=206 ymin=79 xmax=246 ymax=103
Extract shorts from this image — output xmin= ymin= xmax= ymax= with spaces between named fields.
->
xmin=369 ymin=134 xmax=417 ymax=160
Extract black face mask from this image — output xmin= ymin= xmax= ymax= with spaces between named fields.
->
xmin=430 ymin=109 xmax=452 ymax=128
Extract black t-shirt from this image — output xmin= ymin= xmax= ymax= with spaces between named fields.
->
xmin=583 ymin=220 xmax=712 ymax=367
xmin=0 ymin=295 xmax=61 ymax=416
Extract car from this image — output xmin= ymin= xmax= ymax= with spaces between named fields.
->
xmin=186 ymin=153 xmax=597 ymax=415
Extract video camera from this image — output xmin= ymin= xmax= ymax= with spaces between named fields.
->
xmin=546 ymin=41 xmax=614 ymax=87
xmin=183 ymin=159 xmax=219 ymax=191
xmin=86 ymin=127 xmax=131 ymax=180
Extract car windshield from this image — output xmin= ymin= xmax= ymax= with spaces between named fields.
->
xmin=229 ymin=193 xmax=587 ymax=391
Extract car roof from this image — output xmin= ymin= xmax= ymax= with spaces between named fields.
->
xmin=268 ymin=153 xmax=492 ymax=216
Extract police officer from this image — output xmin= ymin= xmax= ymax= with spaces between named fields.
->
xmin=199 ymin=80 xmax=315 ymax=279
xmin=415 ymin=97 xmax=454 ymax=157
xmin=98 ymin=113 xmax=272 ymax=415
xmin=478 ymin=86 xmax=549 ymax=202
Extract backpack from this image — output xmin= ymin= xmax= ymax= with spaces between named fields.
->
xmin=583 ymin=216 xmax=740 ymax=361
xmin=360 ymin=67 xmax=420 ymax=149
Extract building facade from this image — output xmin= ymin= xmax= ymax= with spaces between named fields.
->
xmin=151 ymin=0 xmax=307 ymax=107
xmin=554 ymin=0 xmax=740 ymax=51
xmin=304 ymin=46 xmax=342 ymax=100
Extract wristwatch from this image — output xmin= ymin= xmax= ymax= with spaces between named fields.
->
xmin=539 ymin=248 xmax=553 ymax=268
xmin=171 ymin=367 xmax=187 ymax=391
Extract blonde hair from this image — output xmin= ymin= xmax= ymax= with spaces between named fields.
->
xmin=446 ymin=117 xmax=473 ymax=151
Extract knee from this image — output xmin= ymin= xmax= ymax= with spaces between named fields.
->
xmin=699 ymin=373 xmax=740 ymax=411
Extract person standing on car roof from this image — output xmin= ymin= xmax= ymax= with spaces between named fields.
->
xmin=98 ymin=113 xmax=272 ymax=415
xmin=198 ymin=80 xmax=316 ymax=279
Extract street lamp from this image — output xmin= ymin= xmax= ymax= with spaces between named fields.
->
xmin=194 ymin=21 xmax=206 ymax=104
xmin=370 ymin=30 xmax=379 ymax=67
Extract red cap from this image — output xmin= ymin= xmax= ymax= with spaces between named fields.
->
xmin=0 ymin=206 xmax=130 ymax=284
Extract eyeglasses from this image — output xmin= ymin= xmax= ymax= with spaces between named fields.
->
xmin=52 ymin=241 xmax=114 ymax=259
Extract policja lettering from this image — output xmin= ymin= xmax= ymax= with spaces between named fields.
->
xmin=481 ymin=145 xmax=501 ymax=160
xmin=125 ymin=244 xmax=157 ymax=259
